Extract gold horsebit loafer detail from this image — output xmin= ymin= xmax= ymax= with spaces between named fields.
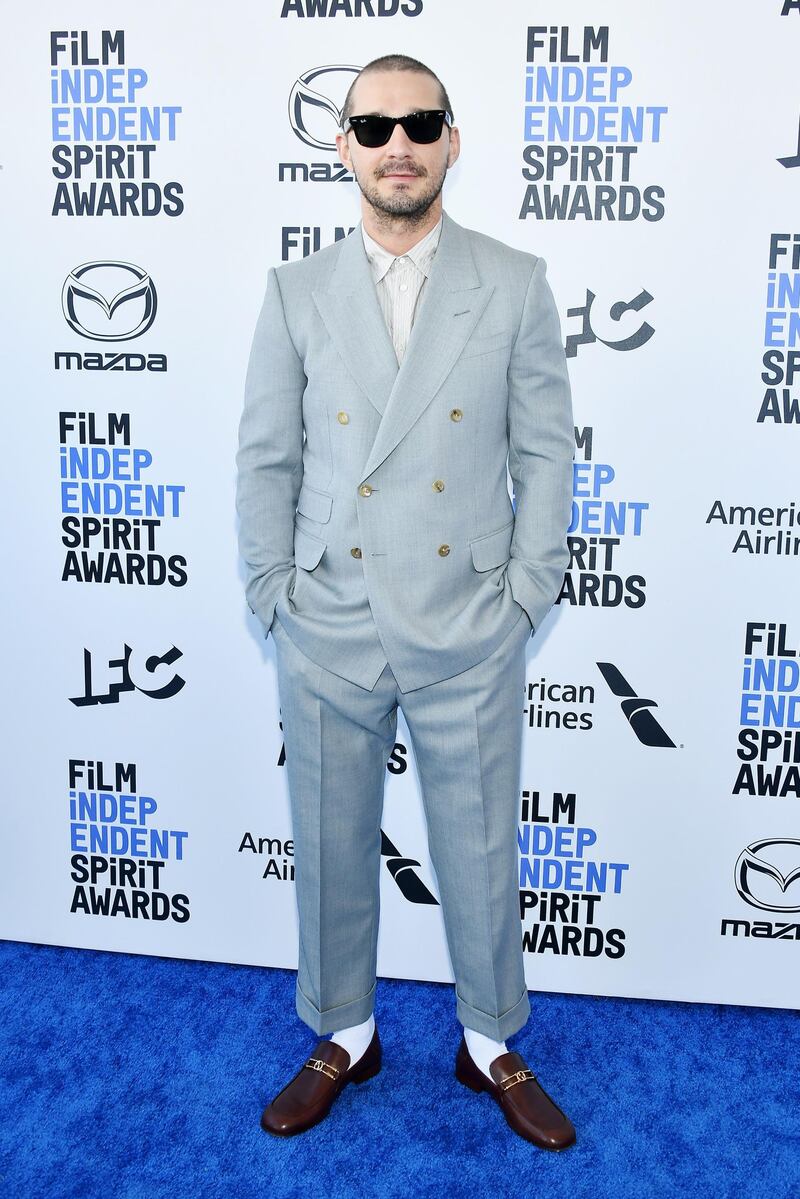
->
xmin=260 ymin=1026 xmax=382 ymax=1137
xmin=303 ymin=1056 xmax=340 ymax=1081
xmin=499 ymin=1068 xmax=536 ymax=1091
xmin=454 ymin=1034 xmax=576 ymax=1151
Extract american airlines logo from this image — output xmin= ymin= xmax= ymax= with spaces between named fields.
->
xmin=381 ymin=830 xmax=438 ymax=905
xmin=596 ymin=662 xmax=675 ymax=748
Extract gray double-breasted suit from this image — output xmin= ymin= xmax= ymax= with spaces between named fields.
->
xmin=236 ymin=209 xmax=574 ymax=1039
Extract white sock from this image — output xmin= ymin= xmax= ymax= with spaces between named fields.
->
xmin=328 ymin=1013 xmax=375 ymax=1068
xmin=464 ymin=1027 xmax=508 ymax=1081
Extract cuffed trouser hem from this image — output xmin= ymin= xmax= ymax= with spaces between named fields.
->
xmin=456 ymin=985 xmax=531 ymax=1041
xmin=295 ymin=977 xmax=377 ymax=1035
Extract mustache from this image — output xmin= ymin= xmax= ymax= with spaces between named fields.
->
xmin=377 ymin=163 xmax=425 ymax=177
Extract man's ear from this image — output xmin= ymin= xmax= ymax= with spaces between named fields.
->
xmin=447 ymin=126 xmax=461 ymax=169
xmin=336 ymin=132 xmax=351 ymax=166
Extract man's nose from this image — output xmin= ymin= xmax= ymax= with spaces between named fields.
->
xmin=383 ymin=121 xmax=416 ymax=155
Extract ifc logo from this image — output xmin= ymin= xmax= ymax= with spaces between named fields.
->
xmin=288 ymin=65 xmax=361 ymax=151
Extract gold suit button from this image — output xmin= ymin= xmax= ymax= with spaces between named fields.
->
xmin=358 ymin=483 xmax=373 ymax=497
xmin=337 ymin=410 xmax=349 ymax=424
xmin=438 ymin=544 xmax=450 ymax=556
xmin=350 ymin=546 xmax=362 ymax=559
xmin=449 ymin=408 xmax=463 ymax=422
xmin=432 ymin=479 xmax=445 ymax=492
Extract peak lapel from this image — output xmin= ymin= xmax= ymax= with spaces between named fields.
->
xmin=312 ymin=229 xmax=398 ymax=417
xmin=359 ymin=211 xmax=495 ymax=483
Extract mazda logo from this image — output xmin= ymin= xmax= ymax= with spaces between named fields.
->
xmin=734 ymin=838 xmax=800 ymax=912
xmin=288 ymin=65 xmax=361 ymax=152
xmin=62 ymin=261 xmax=157 ymax=341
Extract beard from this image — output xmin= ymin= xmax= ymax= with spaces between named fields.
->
xmin=352 ymin=157 xmax=447 ymax=226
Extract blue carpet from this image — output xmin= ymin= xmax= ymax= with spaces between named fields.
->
xmin=0 ymin=939 xmax=797 ymax=1199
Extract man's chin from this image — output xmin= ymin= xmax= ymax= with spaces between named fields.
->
xmin=374 ymin=184 xmax=422 ymax=207
xmin=375 ymin=201 xmax=432 ymax=218
xmin=364 ymin=186 xmax=442 ymax=220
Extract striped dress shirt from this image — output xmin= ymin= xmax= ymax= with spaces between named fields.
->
xmin=361 ymin=215 xmax=443 ymax=363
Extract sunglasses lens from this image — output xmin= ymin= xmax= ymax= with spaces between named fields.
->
xmin=404 ymin=112 xmax=445 ymax=143
xmin=353 ymin=117 xmax=394 ymax=147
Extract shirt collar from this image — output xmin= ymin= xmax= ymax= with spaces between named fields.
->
xmin=361 ymin=215 xmax=443 ymax=284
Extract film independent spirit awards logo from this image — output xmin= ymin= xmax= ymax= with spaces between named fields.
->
xmin=61 ymin=261 xmax=157 ymax=341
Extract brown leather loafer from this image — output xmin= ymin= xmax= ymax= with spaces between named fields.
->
xmin=455 ymin=1035 xmax=576 ymax=1151
xmin=260 ymin=1026 xmax=382 ymax=1136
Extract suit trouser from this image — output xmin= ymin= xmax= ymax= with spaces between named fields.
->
xmin=270 ymin=606 xmax=533 ymax=1041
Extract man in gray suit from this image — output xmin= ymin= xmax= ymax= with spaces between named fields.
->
xmin=236 ymin=54 xmax=576 ymax=1150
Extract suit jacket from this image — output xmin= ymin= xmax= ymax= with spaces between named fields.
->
xmin=236 ymin=209 xmax=574 ymax=692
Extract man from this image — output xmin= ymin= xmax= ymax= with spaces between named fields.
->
xmin=236 ymin=53 xmax=576 ymax=1150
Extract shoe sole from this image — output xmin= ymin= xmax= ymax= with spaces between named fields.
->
xmin=454 ymin=1060 xmax=576 ymax=1152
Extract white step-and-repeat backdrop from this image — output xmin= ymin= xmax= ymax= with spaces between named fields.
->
xmin=1 ymin=1 xmax=798 ymax=1010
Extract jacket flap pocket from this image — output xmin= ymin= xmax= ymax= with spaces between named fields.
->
xmin=296 ymin=483 xmax=333 ymax=524
xmin=294 ymin=522 xmax=326 ymax=570
xmin=469 ymin=520 xmax=514 ymax=571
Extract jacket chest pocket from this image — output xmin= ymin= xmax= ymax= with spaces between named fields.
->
xmin=459 ymin=329 xmax=513 ymax=361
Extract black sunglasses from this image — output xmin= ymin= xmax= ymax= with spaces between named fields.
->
xmin=341 ymin=109 xmax=453 ymax=148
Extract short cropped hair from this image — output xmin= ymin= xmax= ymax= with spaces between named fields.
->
xmin=341 ymin=54 xmax=453 ymax=127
